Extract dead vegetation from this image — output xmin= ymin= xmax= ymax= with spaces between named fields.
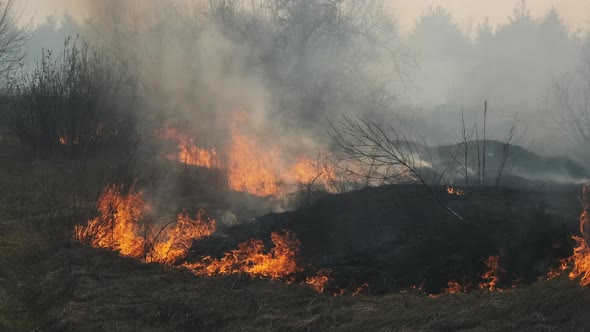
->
xmin=1 ymin=143 xmax=590 ymax=331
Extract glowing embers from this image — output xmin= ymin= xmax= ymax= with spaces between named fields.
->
xmin=58 ymin=135 xmax=80 ymax=145
xmin=157 ymin=126 xmax=219 ymax=169
xmin=447 ymin=186 xmax=465 ymax=196
xmin=74 ymin=184 xmax=216 ymax=264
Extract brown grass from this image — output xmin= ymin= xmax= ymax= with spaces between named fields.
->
xmin=1 ymin=143 xmax=590 ymax=331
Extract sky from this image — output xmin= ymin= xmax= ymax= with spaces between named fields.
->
xmin=17 ymin=0 xmax=590 ymax=36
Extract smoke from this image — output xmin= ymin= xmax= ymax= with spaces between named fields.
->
xmin=22 ymin=1 xmax=590 ymax=190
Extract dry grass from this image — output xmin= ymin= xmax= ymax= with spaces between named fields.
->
xmin=1 ymin=144 xmax=590 ymax=331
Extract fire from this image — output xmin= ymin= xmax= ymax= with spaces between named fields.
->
xmin=479 ymin=255 xmax=500 ymax=291
xmin=158 ymin=126 xmax=219 ymax=168
xmin=444 ymin=281 xmax=464 ymax=294
xmin=447 ymin=186 xmax=465 ymax=196
xmin=547 ymin=259 xmax=569 ymax=280
xmin=75 ymin=183 xmax=149 ymax=258
xmin=184 ymin=230 xmax=300 ymax=280
xmin=352 ymin=283 xmax=369 ymax=296
xmin=158 ymin=113 xmax=337 ymax=197
xmin=568 ymin=185 xmax=590 ymax=286
xmin=226 ymin=112 xmax=335 ymax=197
xmin=75 ymin=184 xmax=216 ymax=264
xmin=305 ymin=269 xmax=332 ymax=292
xmin=59 ymin=135 xmax=79 ymax=145
xmin=227 ymin=116 xmax=282 ymax=196
xmin=149 ymin=210 xmax=216 ymax=264
xmin=75 ymin=183 xmax=327 ymax=291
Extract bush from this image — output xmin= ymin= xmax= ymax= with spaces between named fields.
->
xmin=5 ymin=38 xmax=139 ymax=159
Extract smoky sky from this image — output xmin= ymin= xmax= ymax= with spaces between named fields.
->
xmin=17 ymin=0 xmax=590 ymax=162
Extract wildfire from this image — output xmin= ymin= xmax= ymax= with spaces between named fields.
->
xmin=149 ymin=210 xmax=217 ymax=264
xmin=444 ymin=281 xmax=464 ymax=294
xmin=75 ymin=183 xmax=149 ymax=258
xmin=479 ymin=255 xmax=500 ymax=291
xmin=352 ymin=283 xmax=369 ymax=296
xmin=227 ymin=115 xmax=282 ymax=197
xmin=305 ymin=269 xmax=332 ymax=292
xmin=157 ymin=113 xmax=337 ymax=197
xmin=75 ymin=184 xmax=216 ymax=264
xmin=447 ymin=186 xmax=465 ymax=196
xmin=158 ymin=126 xmax=219 ymax=168
xmin=58 ymin=135 xmax=80 ymax=145
xmin=184 ymin=230 xmax=300 ymax=280
xmin=567 ymin=185 xmax=590 ymax=286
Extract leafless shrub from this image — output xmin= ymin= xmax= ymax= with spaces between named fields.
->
xmin=330 ymin=115 xmax=463 ymax=220
xmin=0 ymin=0 xmax=28 ymax=86
xmin=5 ymin=38 xmax=139 ymax=160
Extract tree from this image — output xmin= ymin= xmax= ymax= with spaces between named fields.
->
xmin=551 ymin=66 xmax=590 ymax=146
xmin=330 ymin=116 xmax=464 ymax=221
xmin=0 ymin=0 xmax=28 ymax=84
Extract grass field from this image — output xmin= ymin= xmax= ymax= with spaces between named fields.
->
xmin=1 ymin=143 xmax=590 ymax=331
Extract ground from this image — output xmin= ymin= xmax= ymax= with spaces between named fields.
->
xmin=1 ymin=144 xmax=590 ymax=331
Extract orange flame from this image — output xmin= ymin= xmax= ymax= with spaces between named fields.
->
xmin=184 ymin=230 xmax=300 ymax=280
xmin=305 ymin=269 xmax=332 ymax=292
xmin=447 ymin=186 xmax=465 ymax=196
xmin=158 ymin=113 xmax=337 ymax=197
xmin=75 ymin=184 xmax=149 ymax=258
xmin=149 ymin=210 xmax=216 ymax=264
xmin=352 ymin=282 xmax=369 ymax=296
xmin=158 ymin=126 xmax=219 ymax=168
xmin=444 ymin=281 xmax=464 ymax=294
xmin=59 ymin=135 xmax=80 ymax=145
xmin=75 ymin=184 xmax=216 ymax=264
xmin=567 ymin=185 xmax=590 ymax=286
xmin=479 ymin=255 xmax=500 ymax=291
xmin=227 ymin=115 xmax=282 ymax=196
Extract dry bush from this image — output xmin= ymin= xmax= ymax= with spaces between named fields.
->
xmin=5 ymin=38 xmax=139 ymax=160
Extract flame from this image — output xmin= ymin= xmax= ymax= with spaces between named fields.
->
xmin=158 ymin=113 xmax=337 ymax=197
xmin=59 ymin=135 xmax=80 ymax=145
xmin=184 ymin=230 xmax=299 ymax=280
xmin=75 ymin=184 xmax=322 ymax=291
xmin=305 ymin=269 xmax=332 ymax=292
xmin=447 ymin=186 xmax=465 ymax=196
xmin=546 ymin=259 xmax=569 ymax=280
xmin=479 ymin=255 xmax=500 ymax=291
xmin=75 ymin=183 xmax=149 ymax=258
xmin=158 ymin=126 xmax=219 ymax=168
xmin=444 ymin=281 xmax=464 ymax=294
xmin=227 ymin=114 xmax=282 ymax=196
xmin=568 ymin=185 xmax=590 ymax=286
xmin=149 ymin=210 xmax=216 ymax=264
xmin=352 ymin=283 xmax=369 ymax=296
xmin=75 ymin=184 xmax=216 ymax=264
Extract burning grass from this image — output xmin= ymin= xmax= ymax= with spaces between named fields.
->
xmin=3 ymin=144 xmax=590 ymax=330
xmin=547 ymin=184 xmax=590 ymax=285
xmin=74 ymin=184 xmax=217 ymax=264
xmin=158 ymin=112 xmax=337 ymax=197
xmin=74 ymin=182 xmax=315 ymax=290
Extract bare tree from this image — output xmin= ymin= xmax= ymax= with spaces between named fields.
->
xmin=551 ymin=69 xmax=590 ymax=146
xmin=330 ymin=116 xmax=464 ymax=221
xmin=495 ymin=113 xmax=524 ymax=188
xmin=0 ymin=0 xmax=28 ymax=84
